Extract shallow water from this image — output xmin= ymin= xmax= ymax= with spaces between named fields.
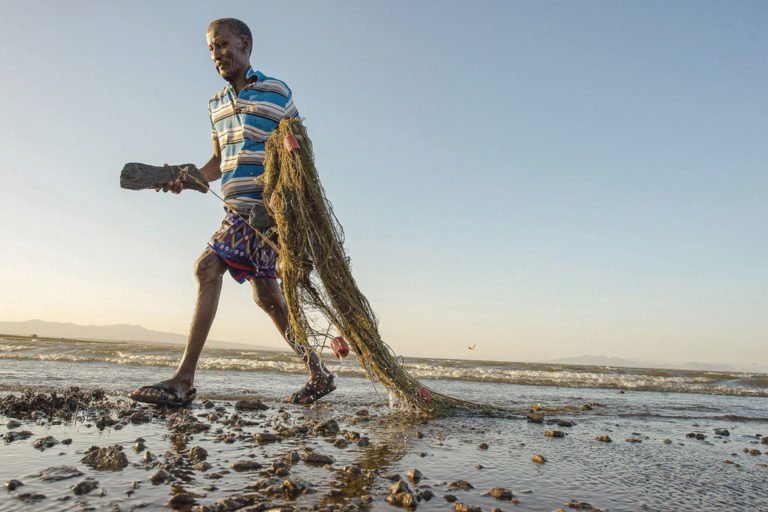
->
xmin=1 ymin=338 xmax=768 ymax=511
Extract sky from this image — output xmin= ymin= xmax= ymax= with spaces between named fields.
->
xmin=0 ymin=1 xmax=766 ymax=369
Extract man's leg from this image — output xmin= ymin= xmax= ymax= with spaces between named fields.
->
xmin=250 ymin=278 xmax=334 ymax=401
xmin=130 ymin=249 xmax=227 ymax=403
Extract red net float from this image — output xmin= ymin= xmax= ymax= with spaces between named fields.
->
xmin=330 ymin=336 xmax=349 ymax=361
xmin=283 ymin=134 xmax=300 ymax=153
xmin=416 ymin=387 xmax=433 ymax=403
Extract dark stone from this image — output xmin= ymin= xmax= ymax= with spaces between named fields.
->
xmin=389 ymin=480 xmax=411 ymax=495
xmin=188 ymin=446 xmax=208 ymax=462
xmin=478 ymin=442 xmax=489 ymax=449
xmin=5 ymin=479 xmax=23 ymax=491
xmin=595 ymin=435 xmax=612 ymax=443
xmin=81 ymin=445 xmax=128 ymax=470
xmin=32 ymin=436 xmax=59 ymax=450
xmin=254 ymin=432 xmax=280 ymax=444
xmin=38 ymin=466 xmax=83 ymax=482
xmin=445 ymin=494 xmax=457 ymax=502
xmin=168 ymin=493 xmax=196 ymax=507
xmin=714 ymin=429 xmax=730 ymax=437
xmin=3 ymin=430 xmax=33 ymax=443
xmin=487 ymin=487 xmax=514 ymax=500
xmin=6 ymin=420 xmax=21 ymax=429
xmin=231 ymin=460 xmax=263 ymax=472
xmin=448 ymin=480 xmax=474 ymax=491
xmin=407 ymin=468 xmax=423 ymax=484
xmin=545 ymin=430 xmax=566 ymax=438
xmin=72 ymin=478 xmax=99 ymax=495
xmin=234 ymin=400 xmax=268 ymax=411
xmin=557 ymin=420 xmax=575 ymax=427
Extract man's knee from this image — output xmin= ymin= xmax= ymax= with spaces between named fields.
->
xmin=251 ymin=279 xmax=283 ymax=311
xmin=194 ymin=251 xmax=225 ymax=286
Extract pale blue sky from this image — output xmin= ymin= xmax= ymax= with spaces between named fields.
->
xmin=0 ymin=1 xmax=766 ymax=369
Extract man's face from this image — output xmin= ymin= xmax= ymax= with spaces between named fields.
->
xmin=206 ymin=25 xmax=249 ymax=81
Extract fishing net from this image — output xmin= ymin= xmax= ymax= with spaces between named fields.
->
xmin=262 ymin=118 xmax=504 ymax=415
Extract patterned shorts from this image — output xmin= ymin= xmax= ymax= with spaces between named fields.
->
xmin=208 ymin=210 xmax=277 ymax=283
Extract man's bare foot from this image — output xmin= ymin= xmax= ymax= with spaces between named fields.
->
xmin=284 ymin=374 xmax=336 ymax=405
xmin=129 ymin=380 xmax=197 ymax=406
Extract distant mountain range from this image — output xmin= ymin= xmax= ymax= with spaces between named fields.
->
xmin=0 ymin=319 xmax=279 ymax=351
xmin=546 ymin=354 xmax=741 ymax=372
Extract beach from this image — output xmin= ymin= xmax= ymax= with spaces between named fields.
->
xmin=1 ymin=337 xmax=768 ymax=511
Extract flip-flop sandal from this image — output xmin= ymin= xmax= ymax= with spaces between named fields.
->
xmin=129 ymin=383 xmax=197 ymax=407
xmin=284 ymin=375 xmax=336 ymax=405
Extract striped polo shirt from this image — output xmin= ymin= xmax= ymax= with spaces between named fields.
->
xmin=209 ymin=67 xmax=299 ymax=214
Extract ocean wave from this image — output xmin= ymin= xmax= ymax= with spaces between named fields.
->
xmin=1 ymin=342 xmax=766 ymax=397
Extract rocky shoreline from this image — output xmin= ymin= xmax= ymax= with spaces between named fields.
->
xmin=2 ymin=387 xmax=768 ymax=511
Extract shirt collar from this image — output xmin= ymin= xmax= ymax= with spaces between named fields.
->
xmin=227 ymin=67 xmax=262 ymax=95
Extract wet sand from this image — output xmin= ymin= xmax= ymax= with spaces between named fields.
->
xmin=2 ymin=387 xmax=768 ymax=511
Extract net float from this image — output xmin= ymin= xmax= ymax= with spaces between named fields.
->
xmin=416 ymin=387 xmax=433 ymax=403
xmin=330 ymin=336 xmax=349 ymax=361
xmin=283 ymin=134 xmax=300 ymax=153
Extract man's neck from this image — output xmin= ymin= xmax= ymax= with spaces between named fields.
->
xmin=229 ymin=67 xmax=251 ymax=94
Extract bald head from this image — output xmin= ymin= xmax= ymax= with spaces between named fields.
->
xmin=208 ymin=18 xmax=252 ymax=56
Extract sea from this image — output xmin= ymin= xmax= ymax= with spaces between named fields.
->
xmin=1 ymin=336 xmax=767 ymax=511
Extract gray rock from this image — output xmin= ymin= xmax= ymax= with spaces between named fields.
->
xmin=72 ymin=478 xmax=99 ymax=495
xmin=487 ymin=487 xmax=514 ymax=500
xmin=38 ymin=466 xmax=83 ymax=482
xmin=5 ymin=479 xmax=23 ymax=491
xmin=407 ymin=468 xmax=423 ymax=484
xmin=188 ymin=446 xmax=208 ymax=462
xmin=81 ymin=445 xmax=128 ymax=470
xmin=6 ymin=420 xmax=21 ymax=429
xmin=254 ymin=432 xmax=280 ymax=444
xmin=32 ymin=436 xmax=59 ymax=450
xmin=231 ymin=460 xmax=263 ymax=472
xmin=301 ymin=449 xmax=334 ymax=465
xmin=3 ymin=430 xmax=33 ymax=443
xmin=234 ymin=400 xmax=268 ymax=411
xmin=149 ymin=469 xmax=170 ymax=485
xmin=448 ymin=480 xmax=474 ymax=490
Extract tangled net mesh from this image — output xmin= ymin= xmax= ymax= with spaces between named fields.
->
xmin=263 ymin=119 xmax=505 ymax=415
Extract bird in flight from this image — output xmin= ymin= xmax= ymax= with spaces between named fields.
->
xmin=468 ymin=344 xmax=476 ymax=351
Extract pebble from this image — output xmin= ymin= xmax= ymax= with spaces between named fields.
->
xmin=445 ymin=494 xmax=458 ymax=502
xmin=545 ymin=430 xmax=566 ymax=438
xmin=5 ymin=479 xmax=23 ymax=491
xmin=532 ymin=454 xmax=546 ymax=463
xmin=81 ymin=445 xmax=128 ymax=470
xmin=478 ymin=442 xmax=489 ymax=449
xmin=448 ymin=480 xmax=474 ymax=490
xmin=6 ymin=419 xmax=21 ymax=429
xmin=254 ymin=432 xmax=280 ymax=444
xmin=284 ymin=450 xmax=300 ymax=464
xmin=595 ymin=435 xmax=612 ymax=443
xmin=38 ymin=465 xmax=83 ymax=482
xmin=487 ymin=487 xmax=514 ymax=500
xmin=625 ymin=438 xmax=642 ymax=443
xmin=32 ymin=435 xmax=59 ymax=450
xmin=386 ymin=492 xmax=417 ymax=508
xmin=72 ymin=478 xmax=99 ymax=495
xmin=761 ymin=436 xmax=768 ymax=445
xmin=557 ymin=420 xmax=575 ymax=427
xmin=3 ymin=430 xmax=33 ymax=443
xmin=168 ymin=493 xmax=196 ymax=507
xmin=234 ymin=399 xmax=268 ymax=411
xmin=188 ymin=446 xmax=208 ymax=462
xmin=663 ymin=438 xmax=672 ymax=444
xmin=231 ymin=460 xmax=263 ymax=472
xmin=389 ymin=480 xmax=411 ymax=495
xmin=407 ymin=468 xmax=423 ymax=484
xmin=454 ymin=503 xmax=482 ymax=512
xmin=149 ymin=469 xmax=170 ymax=484
xmin=714 ymin=429 xmax=730 ymax=436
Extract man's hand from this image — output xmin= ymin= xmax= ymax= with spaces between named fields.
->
xmin=155 ymin=164 xmax=184 ymax=194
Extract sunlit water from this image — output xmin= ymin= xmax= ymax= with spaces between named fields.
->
xmin=1 ymin=337 xmax=767 ymax=511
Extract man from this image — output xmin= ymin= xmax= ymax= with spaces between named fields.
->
xmin=129 ymin=18 xmax=335 ymax=406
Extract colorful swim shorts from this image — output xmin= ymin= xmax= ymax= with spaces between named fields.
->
xmin=208 ymin=210 xmax=277 ymax=283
